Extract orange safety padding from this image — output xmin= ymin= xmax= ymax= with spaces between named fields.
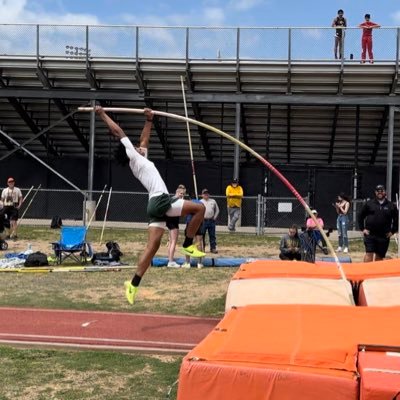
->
xmin=233 ymin=259 xmax=400 ymax=283
xmin=359 ymin=351 xmax=400 ymax=400
xmin=178 ymin=305 xmax=400 ymax=400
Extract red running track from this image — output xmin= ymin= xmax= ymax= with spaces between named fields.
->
xmin=0 ymin=307 xmax=219 ymax=353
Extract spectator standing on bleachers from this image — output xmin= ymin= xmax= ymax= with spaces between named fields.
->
xmin=200 ymin=188 xmax=220 ymax=254
xmin=334 ymin=192 xmax=350 ymax=253
xmin=1 ymin=177 xmax=23 ymax=240
xmin=279 ymin=224 xmax=301 ymax=261
xmin=226 ymin=178 xmax=243 ymax=232
xmin=357 ymin=184 xmax=398 ymax=262
xmin=359 ymin=13 xmax=381 ymax=63
xmin=166 ymin=185 xmax=186 ymax=268
xmin=332 ymin=9 xmax=347 ymax=60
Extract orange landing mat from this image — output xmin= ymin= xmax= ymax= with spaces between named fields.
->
xmin=178 ymin=305 xmax=400 ymax=400
xmin=233 ymin=259 xmax=400 ymax=283
xmin=359 ymin=351 xmax=400 ymax=400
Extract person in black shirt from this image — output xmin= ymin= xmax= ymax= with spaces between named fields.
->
xmin=358 ymin=185 xmax=398 ymax=262
xmin=332 ymin=9 xmax=347 ymax=59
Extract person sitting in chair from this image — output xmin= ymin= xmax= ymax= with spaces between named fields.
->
xmin=279 ymin=224 xmax=301 ymax=261
xmin=306 ymin=209 xmax=328 ymax=255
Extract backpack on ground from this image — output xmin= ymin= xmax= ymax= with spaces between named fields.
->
xmin=24 ymin=252 xmax=49 ymax=267
xmin=92 ymin=241 xmax=123 ymax=265
xmin=50 ymin=215 xmax=63 ymax=229
xmin=105 ymin=241 xmax=123 ymax=261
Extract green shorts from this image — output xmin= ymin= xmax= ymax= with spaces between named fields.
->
xmin=147 ymin=194 xmax=172 ymax=224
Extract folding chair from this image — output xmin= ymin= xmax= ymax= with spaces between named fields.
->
xmin=299 ymin=230 xmax=317 ymax=263
xmin=52 ymin=226 xmax=92 ymax=264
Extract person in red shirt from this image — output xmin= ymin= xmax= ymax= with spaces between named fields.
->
xmin=359 ymin=14 xmax=381 ymax=63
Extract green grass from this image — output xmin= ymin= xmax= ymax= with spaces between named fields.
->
xmin=0 ymin=346 xmax=181 ymax=400
xmin=1 ymin=226 xmax=399 ymax=400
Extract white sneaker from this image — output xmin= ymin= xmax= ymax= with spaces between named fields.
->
xmin=181 ymin=262 xmax=191 ymax=269
xmin=343 ymin=247 xmax=349 ymax=253
xmin=337 ymin=247 xmax=342 ymax=252
xmin=167 ymin=261 xmax=180 ymax=268
xmin=197 ymin=263 xmax=204 ymax=269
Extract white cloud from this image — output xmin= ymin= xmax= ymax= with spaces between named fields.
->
xmin=391 ymin=11 xmax=400 ymax=24
xmin=301 ymin=29 xmax=322 ymax=40
xmin=0 ymin=0 xmax=100 ymax=24
xmin=229 ymin=0 xmax=265 ymax=11
xmin=203 ymin=7 xmax=225 ymax=25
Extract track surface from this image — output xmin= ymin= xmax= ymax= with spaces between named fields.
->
xmin=0 ymin=307 xmax=219 ymax=353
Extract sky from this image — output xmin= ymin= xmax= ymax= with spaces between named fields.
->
xmin=1 ymin=0 xmax=400 ymax=60
xmin=0 ymin=0 xmax=400 ymax=27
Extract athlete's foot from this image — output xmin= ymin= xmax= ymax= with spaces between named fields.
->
xmin=181 ymin=244 xmax=206 ymax=258
xmin=124 ymin=281 xmax=138 ymax=305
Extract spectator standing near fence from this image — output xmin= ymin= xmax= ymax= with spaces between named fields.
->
xmin=182 ymin=195 xmax=205 ymax=269
xmin=166 ymin=185 xmax=186 ymax=268
xmin=1 ymin=177 xmax=23 ymax=240
xmin=279 ymin=225 xmax=301 ymax=261
xmin=332 ymin=9 xmax=347 ymax=60
xmin=200 ymin=188 xmax=220 ymax=254
xmin=95 ymin=106 xmax=205 ymax=304
xmin=357 ymin=185 xmax=398 ymax=262
xmin=226 ymin=178 xmax=243 ymax=232
xmin=334 ymin=192 xmax=350 ymax=253
xmin=359 ymin=14 xmax=381 ymax=63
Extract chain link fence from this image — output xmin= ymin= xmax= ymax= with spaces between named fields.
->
xmin=15 ymin=188 xmax=311 ymax=235
xmin=0 ymin=24 xmax=399 ymax=62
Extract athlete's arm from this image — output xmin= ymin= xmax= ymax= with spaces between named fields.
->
xmin=95 ymin=106 xmax=126 ymax=139
xmin=138 ymin=108 xmax=154 ymax=149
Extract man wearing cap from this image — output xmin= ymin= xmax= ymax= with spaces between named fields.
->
xmin=200 ymin=189 xmax=220 ymax=253
xmin=358 ymin=185 xmax=398 ymax=262
xmin=1 ymin=178 xmax=23 ymax=239
xmin=226 ymin=178 xmax=243 ymax=232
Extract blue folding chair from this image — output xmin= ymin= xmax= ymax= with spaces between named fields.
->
xmin=52 ymin=226 xmax=92 ymax=264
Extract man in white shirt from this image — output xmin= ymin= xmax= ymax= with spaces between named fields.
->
xmin=95 ymin=106 xmax=205 ymax=305
xmin=1 ymin=177 xmax=23 ymax=239
xmin=200 ymin=188 xmax=220 ymax=253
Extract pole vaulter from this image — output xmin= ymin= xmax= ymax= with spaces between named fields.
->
xmin=78 ymin=106 xmax=350 ymax=297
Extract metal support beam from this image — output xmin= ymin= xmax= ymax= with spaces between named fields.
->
xmin=328 ymin=105 xmax=340 ymax=163
xmin=36 ymin=63 xmax=89 ymax=152
xmin=6 ymin=97 xmax=58 ymax=156
xmin=191 ymin=103 xmax=212 ymax=160
xmin=240 ymin=104 xmax=250 ymax=162
xmin=87 ymin=100 xmax=96 ymax=201
xmin=236 ymin=28 xmax=241 ymax=93
xmin=287 ymin=105 xmax=291 ymax=163
xmin=390 ymin=28 xmax=400 ymax=95
xmin=355 ymin=106 xmax=360 ymax=169
xmin=0 ymin=127 xmax=85 ymax=195
xmin=144 ymin=99 xmax=172 ymax=159
xmin=338 ymin=58 xmax=344 ymax=95
xmin=386 ymin=105 xmax=395 ymax=200
xmin=2 ymin=89 xmax=400 ymax=106
xmin=287 ymin=28 xmax=292 ymax=95
xmin=265 ymin=104 xmax=271 ymax=160
xmin=370 ymin=106 xmax=389 ymax=165
xmin=234 ymin=103 xmax=241 ymax=179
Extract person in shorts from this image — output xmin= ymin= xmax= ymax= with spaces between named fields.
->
xmin=358 ymin=184 xmax=398 ymax=262
xmin=1 ymin=177 xmax=23 ymax=239
xmin=95 ymin=106 xmax=205 ymax=304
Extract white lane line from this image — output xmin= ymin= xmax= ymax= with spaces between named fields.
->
xmin=0 ymin=306 xmax=220 ymax=321
xmin=81 ymin=320 xmax=97 ymax=327
xmin=0 ymin=339 xmax=189 ymax=354
xmin=0 ymin=333 xmax=196 ymax=348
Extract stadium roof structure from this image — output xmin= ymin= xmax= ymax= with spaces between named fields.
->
xmin=0 ymin=24 xmax=400 ymax=168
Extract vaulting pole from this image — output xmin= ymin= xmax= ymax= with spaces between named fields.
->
xmin=78 ymin=106 xmax=349 ymax=288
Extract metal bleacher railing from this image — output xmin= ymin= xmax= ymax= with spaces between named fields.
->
xmin=16 ymin=188 xmax=309 ymax=234
xmin=0 ymin=24 xmax=399 ymax=62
